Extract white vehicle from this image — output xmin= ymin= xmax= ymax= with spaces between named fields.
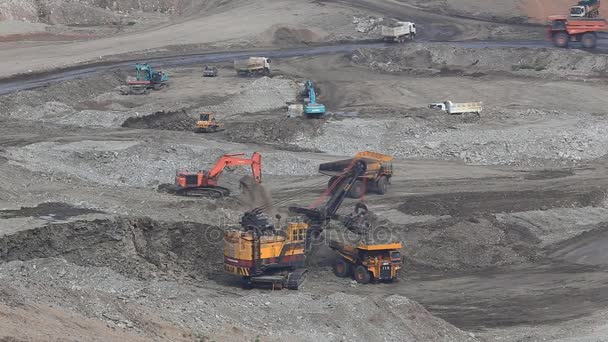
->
xmin=234 ymin=57 xmax=271 ymax=76
xmin=429 ymin=101 xmax=482 ymax=115
xmin=382 ymin=21 xmax=416 ymax=43
xmin=570 ymin=0 xmax=600 ymax=18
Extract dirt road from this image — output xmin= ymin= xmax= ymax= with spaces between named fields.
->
xmin=0 ymin=0 xmax=544 ymax=79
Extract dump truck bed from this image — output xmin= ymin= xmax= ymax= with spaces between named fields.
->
xmin=381 ymin=23 xmax=412 ymax=37
xmin=319 ymin=151 xmax=393 ymax=177
xmin=234 ymin=57 xmax=266 ymax=71
xmin=329 ymin=239 xmax=403 ymax=255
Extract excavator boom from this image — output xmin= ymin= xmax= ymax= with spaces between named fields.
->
xmin=207 ymin=152 xmax=262 ymax=183
xmin=288 ymin=159 xmax=368 ymax=237
xmin=174 ymin=152 xmax=262 ymax=197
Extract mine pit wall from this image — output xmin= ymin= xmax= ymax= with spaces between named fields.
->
xmin=0 ymin=217 xmax=223 ymax=280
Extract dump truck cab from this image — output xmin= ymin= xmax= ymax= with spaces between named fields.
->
xmin=330 ymin=240 xmax=403 ymax=284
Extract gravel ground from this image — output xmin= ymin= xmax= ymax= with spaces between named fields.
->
xmin=294 ymin=109 xmax=608 ymax=167
xmin=0 ymin=215 xmax=479 ymax=342
xmin=495 ymin=207 xmax=608 ymax=247
xmin=351 ymin=44 xmax=608 ymax=79
xmin=4 ymin=139 xmax=321 ymax=188
xmin=198 ymin=76 xmax=299 ymax=116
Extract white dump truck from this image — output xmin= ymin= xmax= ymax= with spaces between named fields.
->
xmin=381 ymin=21 xmax=416 ymax=43
xmin=234 ymin=57 xmax=271 ymax=76
xmin=429 ymin=101 xmax=482 ymax=115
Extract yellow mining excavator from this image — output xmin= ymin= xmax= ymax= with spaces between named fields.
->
xmin=223 ymin=159 xmax=371 ymax=289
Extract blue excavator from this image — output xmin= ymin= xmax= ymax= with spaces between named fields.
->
xmin=303 ymin=80 xmax=326 ymax=118
xmin=126 ymin=63 xmax=169 ymax=95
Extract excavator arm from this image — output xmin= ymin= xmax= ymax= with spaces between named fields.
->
xmin=238 ymin=157 xmax=367 ymax=243
xmin=206 ymin=152 xmax=262 ymax=183
xmin=288 ymin=159 xmax=367 ymax=236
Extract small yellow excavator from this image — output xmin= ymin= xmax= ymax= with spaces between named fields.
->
xmin=195 ymin=112 xmax=224 ymax=133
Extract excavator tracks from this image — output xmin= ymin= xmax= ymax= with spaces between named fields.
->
xmin=286 ymin=269 xmax=307 ymax=290
xmin=176 ymin=186 xmax=230 ymax=198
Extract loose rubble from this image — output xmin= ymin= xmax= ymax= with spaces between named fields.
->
xmin=351 ymin=44 xmax=608 ymax=79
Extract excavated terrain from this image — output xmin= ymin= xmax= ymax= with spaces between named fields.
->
xmin=2 ymin=43 xmax=608 ymax=341
xmin=2 ymin=0 xmax=608 ymax=341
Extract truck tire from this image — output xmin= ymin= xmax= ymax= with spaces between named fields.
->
xmin=333 ymin=258 xmax=351 ymax=278
xmin=354 ymin=265 xmax=371 ymax=284
xmin=376 ymin=176 xmax=388 ymax=195
xmin=348 ymin=180 xmax=364 ymax=199
xmin=553 ymin=32 xmax=569 ymax=48
xmin=581 ymin=32 xmax=597 ymax=49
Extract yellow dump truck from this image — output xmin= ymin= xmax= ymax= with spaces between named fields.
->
xmin=320 ymin=151 xmax=393 ymax=198
xmin=330 ymin=240 xmax=403 ymax=284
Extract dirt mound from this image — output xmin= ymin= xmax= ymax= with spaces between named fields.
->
xmin=200 ymin=76 xmax=299 ymax=116
xmin=262 ymin=25 xmax=324 ymax=45
xmin=121 ymin=109 xmax=194 ymax=131
xmin=386 ymin=188 xmax=608 ymax=269
xmin=548 ymin=224 xmax=608 ymax=266
xmin=225 ymin=116 xmax=325 ymax=146
xmin=0 ymin=217 xmax=224 ymax=280
xmin=0 ymin=71 xmax=124 ymax=118
xmin=397 ymin=217 xmax=537 ymax=269
xmin=351 ymin=44 xmax=608 ymax=79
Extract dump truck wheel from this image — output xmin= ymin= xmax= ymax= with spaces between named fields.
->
xmin=376 ymin=176 xmax=388 ymax=195
xmin=333 ymin=258 xmax=351 ymax=278
xmin=354 ymin=265 xmax=371 ymax=284
xmin=581 ymin=32 xmax=597 ymax=49
xmin=553 ymin=32 xmax=569 ymax=48
xmin=348 ymin=180 xmax=364 ymax=199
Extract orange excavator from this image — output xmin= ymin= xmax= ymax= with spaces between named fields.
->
xmin=174 ymin=152 xmax=261 ymax=197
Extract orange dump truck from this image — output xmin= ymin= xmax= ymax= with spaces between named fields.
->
xmin=548 ymin=15 xmax=608 ymax=48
